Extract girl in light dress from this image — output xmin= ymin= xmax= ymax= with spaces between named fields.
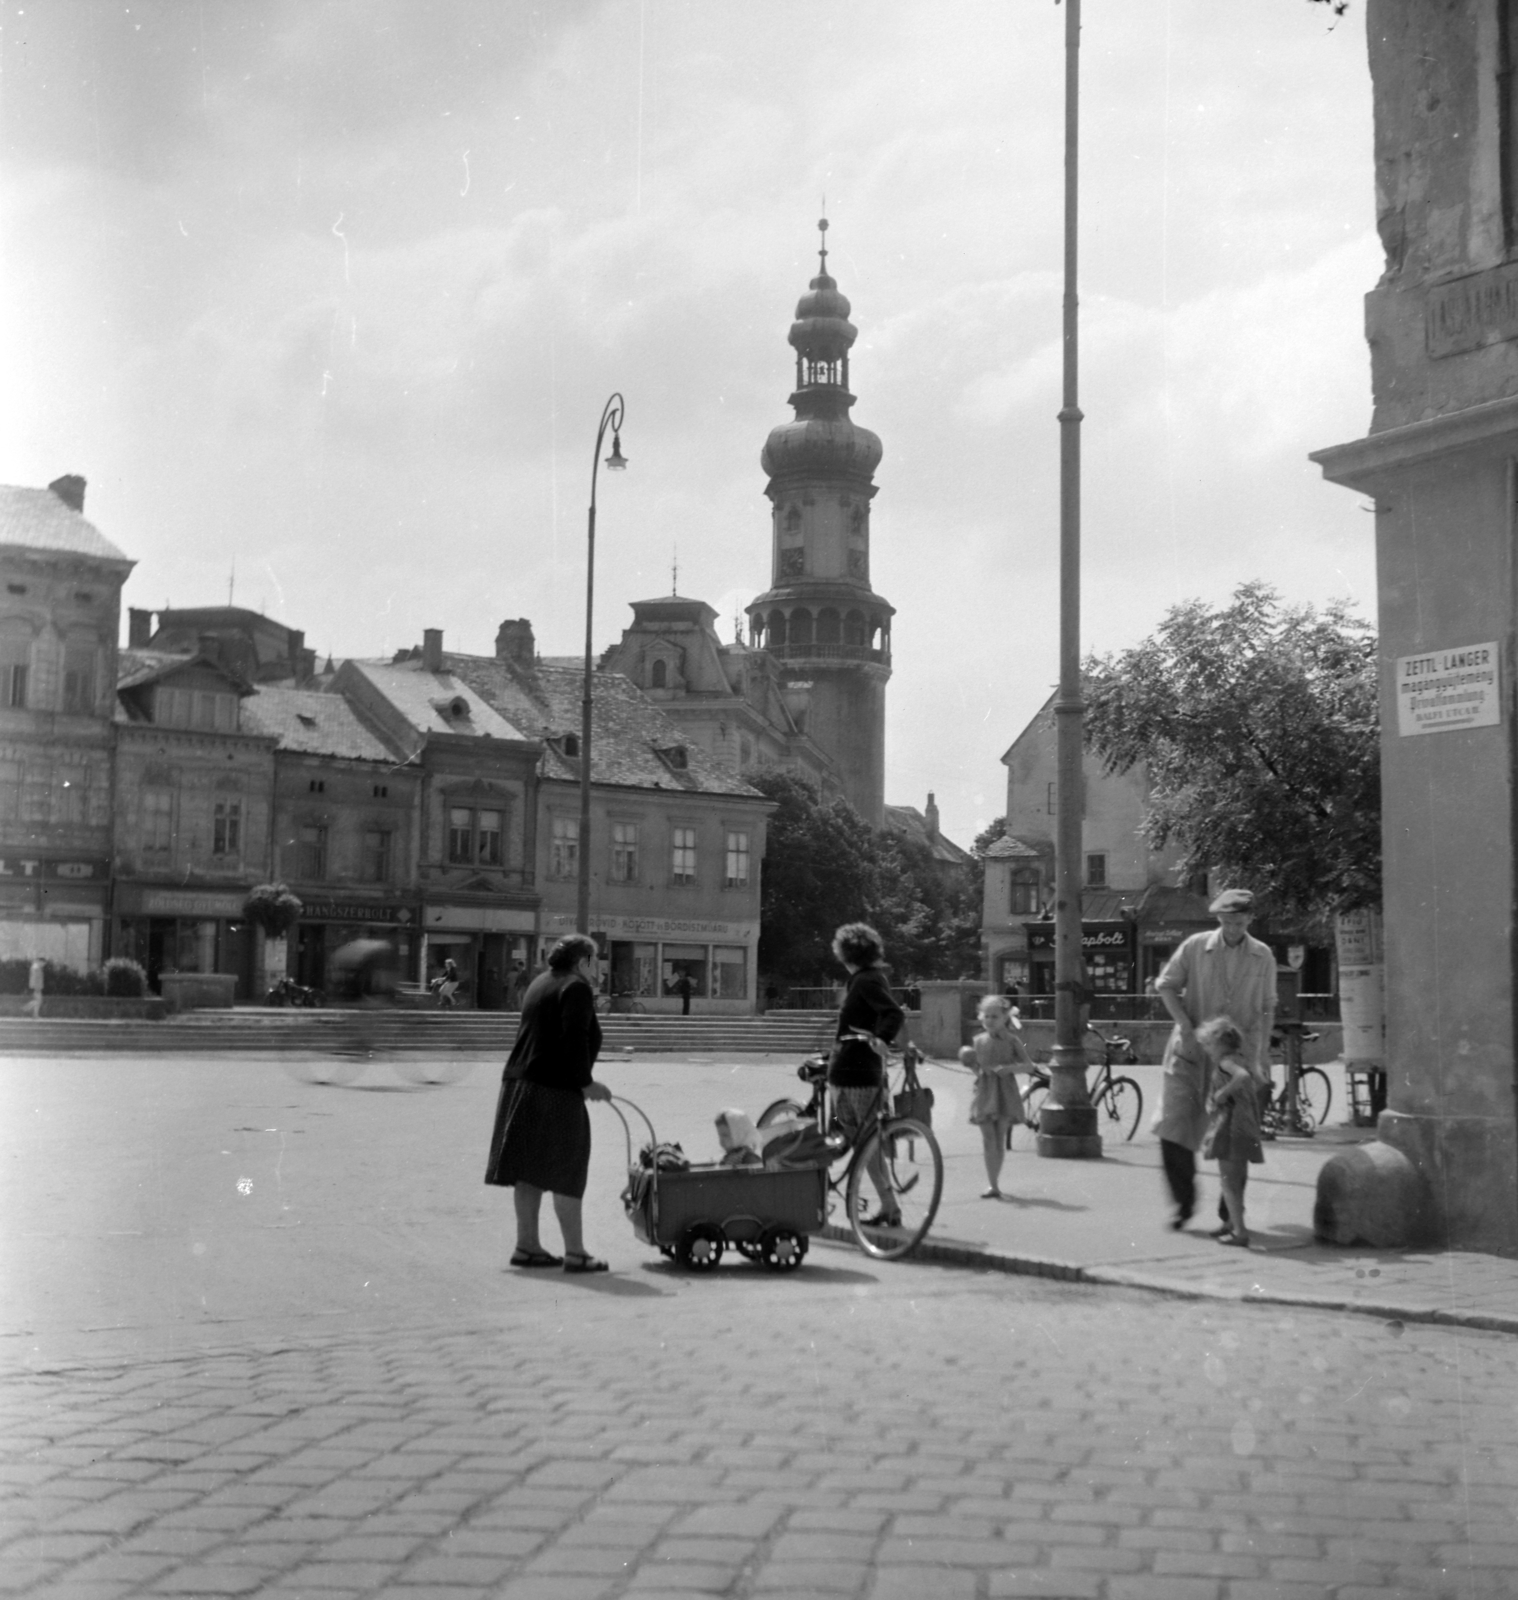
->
xmin=959 ymin=994 xmax=1035 ymax=1199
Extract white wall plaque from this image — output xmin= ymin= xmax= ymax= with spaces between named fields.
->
xmin=1395 ymin=641 xmax=1501 ymax=736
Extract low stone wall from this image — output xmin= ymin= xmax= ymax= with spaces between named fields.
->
xmin=0 ymin=995 xmax=171 ymax=1020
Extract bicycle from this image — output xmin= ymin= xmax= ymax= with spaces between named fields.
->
xmin=756 ymin=1036 xmax=943 ymax=1261
xmin=1021 ymin=1024 xmax=1144 ymax=1142
xmin=1260 ymin=1030 xmax=1330 ymax=1136
xmin=596 ymin=992 xmax=648 ymax=1015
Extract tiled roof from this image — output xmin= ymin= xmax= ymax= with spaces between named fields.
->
xmin=1132 ymin=883 xmax=1214 ymax=924
xmin=441 ymin=652 xmax=764 ymax=799
xmin=883 ymin=805 xmax=974 ymax=867
xmin=0 ymin=484 xmax=133 ymax=565
xmin=241 ymin=686 xmax=398 ymax=762
xmin=116 ymin=646 xmax=197 ymax=691
xmin=984 ymin=834 xmax=1043 ymax=860
xmin=345 ymin=660 xmax=534 ymax=741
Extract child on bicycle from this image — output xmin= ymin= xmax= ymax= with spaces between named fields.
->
xmin=1196 ymin=1016 xmax=1268 ymax=1247
xmin=960 ymin=994 xmax=1034 ymax=1199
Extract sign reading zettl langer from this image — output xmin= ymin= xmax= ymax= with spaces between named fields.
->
xmin=1396 ymin=641 xmax=1502 ymax=736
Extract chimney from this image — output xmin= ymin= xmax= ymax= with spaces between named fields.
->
xmin=288 ymin=628 xmax=305 ymax=673
xmin=422 ymin=628 xmax=444 ymax=672
xmin=48 ymin=474 xmax=86 ymax=512
xmin=925 ymin=792 xmax=940 ymax=840
xmin=128 ymin=607 xmax=153 ymax=648
xmin=495 ymin=618 xmax=536 ymax=666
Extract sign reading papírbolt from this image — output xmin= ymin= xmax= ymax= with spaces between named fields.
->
xmin=1395 ymin=642 xmax=1501 ymax=735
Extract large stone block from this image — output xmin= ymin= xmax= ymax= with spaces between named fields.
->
xmin=1313 ymin=1139 xmax=1425 ymax=1248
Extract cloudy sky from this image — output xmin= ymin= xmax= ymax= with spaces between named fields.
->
xmin=1 ymin=0 xmax=1378 ymax=844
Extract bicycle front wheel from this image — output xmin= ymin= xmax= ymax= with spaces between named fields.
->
xmin=1021 ymin=1077 xmax=1050 ymax=1131
xmin=1100 ymin=1075 xmax=1144 ymax=1141
xmin=1297 ymin=1067 xmax=1331 ymax=1128
xmin=758 ymin=1098 xmax=808 ymax=1129
xmin=846 ymin=1116 xmax=942 ymax=1260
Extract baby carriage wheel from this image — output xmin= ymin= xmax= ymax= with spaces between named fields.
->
xmin=676 ymin=1223 xmax=725 ymax=1271
xmin=733 ymin=1239 xmax=764 ymax=1262
xmin=759 ymin=1227 xmax=807 ymax=1272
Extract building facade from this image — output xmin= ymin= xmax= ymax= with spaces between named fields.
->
xmin=0 ymin=477 xmax=133 ymax=969
xmin=1311 ymin=0 xmax=1518 ymax=1248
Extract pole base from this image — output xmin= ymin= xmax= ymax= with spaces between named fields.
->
xmin=1035 ymin=1102 xmax=1102 ymax=1159
xmin=1037 ymin=1132 xmax=1104 ymax=1160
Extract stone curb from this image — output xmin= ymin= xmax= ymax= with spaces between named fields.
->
xmin=817 ymin=1224 xmax=1518 ymax=1337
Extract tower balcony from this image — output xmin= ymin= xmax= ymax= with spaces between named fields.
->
xmin=766 ymin=641 xmax=891 ymax=666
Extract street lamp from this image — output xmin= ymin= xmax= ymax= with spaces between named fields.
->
xmin=577 ymin=393 xmax=627 ymax=935
xmin=1041 ymin=0 xmax=1100 ymax=1158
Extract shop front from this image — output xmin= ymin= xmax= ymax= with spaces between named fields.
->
xmin=0 ymin=855 xmax=110 ymax=971
xmin=113 ymin=882 xmax=255 ymax=999
xmin=539 ymin=911 xmax=759 ymax=1013
xmin=421 ymin=901 xmax=537 ymax=1010
xmin=1026 ymin=919 xmax=1136 ymax=999
xmin=293 ymin=898 xmax=420 ymax=996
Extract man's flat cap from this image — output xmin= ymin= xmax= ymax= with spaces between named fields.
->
xmin=1209 ymin=888 xmax=1255 ymax=914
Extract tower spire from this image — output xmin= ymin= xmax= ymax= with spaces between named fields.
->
xmin=818 ymin=213 xmax=828 ymax=275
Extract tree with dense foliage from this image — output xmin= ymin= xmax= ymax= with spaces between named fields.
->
xmin=1082 ymin=582 xmax=1379 ymax=926
xmin=972 ymin=816 xmax=1009 ymax=859
xmin=752 ymin=772 xmax=984 ymax=984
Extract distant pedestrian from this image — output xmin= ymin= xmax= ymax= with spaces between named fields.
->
xmin=24 ymin=956 xmax=44 ymax=1019
xmin=1196 ymin=1016 xmax=1268 ymax=1248
xmin=1153 ymin=889 xmax=1277 ymax=1231
xmin=485 ymin=934 xmax=613 ymax=1273
xmin=433 ymin=956 xmax=460 ymax=1008
xmin=672 ymin=969 xmax=695 ymax=1015
xmin=959 ymin=994 xmax=1033 ymax=1199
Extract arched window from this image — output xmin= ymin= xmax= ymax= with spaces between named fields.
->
xmin=789 ymin=609 xmax=813 ymax=646
xmin=843 ymin=610 xmax=867 ymax=647
xmin=767 ymin=610 xmax=787 ymax=646
xmin=1009 ymin=868 xmax=1041 ymax=916
xmin=650 ymin=659 xmax=667 ymax=689
xmin=817 ymin=609 xmax=841 ymax=645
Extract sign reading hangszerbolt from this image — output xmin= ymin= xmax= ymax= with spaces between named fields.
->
xmin=1395 ymin=642 xmax=1501 ymax=736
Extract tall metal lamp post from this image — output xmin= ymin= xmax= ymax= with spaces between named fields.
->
xmin=577 ymin=393 xmax=627 ymax=935
xmin=1039 ymin=0 xmax=1100 ymax=1158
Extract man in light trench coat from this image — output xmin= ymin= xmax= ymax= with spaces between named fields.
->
xmin=1153 ymin=889 xmax=1277 ymax=1230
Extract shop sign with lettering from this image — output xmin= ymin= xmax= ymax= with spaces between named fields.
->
xmin=301 ymin=901 xmax=414 ymax=924
xmin=0 ymin=858 xmax=109 ymax=880
xmin=1395 ymin=642 xmax=1501 ymax=736
xmin=543 ymin=911 xmax=755 ymax=941
xmin=1025 ymin=920 xmax=1134 ymax=956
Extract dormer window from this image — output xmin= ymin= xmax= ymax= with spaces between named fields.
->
xmin=656 ymin=743 xmax=689 ymax=772
xmin=562 ymin=733 xmax=580 ymax=758
xmin=650 ymin=659 xmax=667 ymax=689
xmin=155 ymin=685 xmax=238 ymax=732
xmin=296 ymin=713 xmax=317 ymax=729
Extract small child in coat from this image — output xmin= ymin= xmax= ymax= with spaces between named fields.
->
xmin=959 ymin=994 xmax=1034 ymax=1199
xmin=1196 ymin=1015 xmax=1268 ymax=1248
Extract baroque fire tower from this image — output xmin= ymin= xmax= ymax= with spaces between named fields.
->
xmin=747 ymin=221 xmax=893 ymax=826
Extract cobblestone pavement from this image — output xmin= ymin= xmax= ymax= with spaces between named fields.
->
xmin=4 ymin=1264 xmax=1518 ymax=1600
xmin=4 ymin=1052 xmax=1517 ymax=1598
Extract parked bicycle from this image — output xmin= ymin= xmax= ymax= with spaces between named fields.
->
xmin=1021 ymin=1024 xmax=1144 ymax=1142
xmin=596 ymin=991 xmax=648 ymax=1014
xmin=266 ymin=976 xmax=323 ymax=1007
xmin=756 ymin=1037 xmax=943 ymax=1260
xmin=1261 ymin=1029 xmax=1330 ymax=1136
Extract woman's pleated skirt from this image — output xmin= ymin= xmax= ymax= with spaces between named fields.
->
xmin=484 ymin=1077 xmax=592 ymax=1199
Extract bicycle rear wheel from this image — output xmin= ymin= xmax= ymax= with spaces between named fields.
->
xmin=846 ymin=1116 xmax=942 ymax=1260
xmin=1296 ymin=1067 xmax=1331 ymax=1127
xmin=1021 ymin=1077 xmax=1049 ymax=1131
xmin=1100 ymin=1075 xmax=1144 ymax=1141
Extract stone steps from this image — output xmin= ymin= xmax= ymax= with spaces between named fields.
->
xmin=0 ymin=1009 xmax=839 ymax=1057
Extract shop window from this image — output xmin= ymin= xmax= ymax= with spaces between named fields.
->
xmin=610 ymin=821 xmax=639 ymax=883
xmin=550 ymin=816 xmax=579 ymax=878
xmin=724 ymin=830 xmax=750 ymax=888
xmin=714 ymin=946 xmax=747 ymax=1000
xmin=297 ymin=824 xmax=327 ymax=880
xmin=361 ymin=829 xmax=391 ymax=883
xmin=1085 ymin=852 xmax=1108 ymax=888
xmin=671 ymin=826 xmax=697 ymax=885
xmin=143 ymin=790 xmax=175 ymax=861
xmin=663 ymin=945 xmax=707 ymax=996
xmin=1009 ymin=868 xmax=1040 ymax=916
xmin=609 ymin=940 xmax=657 ymax=997
xmin=213 ymin=801 xmax=242 ymax=858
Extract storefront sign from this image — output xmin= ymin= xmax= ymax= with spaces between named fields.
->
xmin=1139 ymin=925 xmax=1194 ymax=945
xmin=426 ymin=903 xmax=536 ymax=932
xmin=1025 ymin=920 xmax=1134 ymax=956
xmin=1395 ymin=642 xmax=1500 ymax=736
xmin=115 ymin=885 xmax=250 ymax=919
xmin=542 ymin=911 xmax=755 ymax=941
xmin=301 ymin=900 xmax=414 ymax=925
xmin=1426 ymin=261 xmax=1518 ymax=358
xmin=0 ymin=857 xmax=109 ymax=880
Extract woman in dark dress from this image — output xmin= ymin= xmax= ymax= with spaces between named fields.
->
xmin=484 ymin=934 xmax=612 ymax=1273
xmin=828 ymin=922 xmax=907 ymax=1226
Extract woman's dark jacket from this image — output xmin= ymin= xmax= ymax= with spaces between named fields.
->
xmin=829 ymin=965 xmax=906 ymax=1087
xmin=504 ymin=969 xmax=601 ymax=1091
